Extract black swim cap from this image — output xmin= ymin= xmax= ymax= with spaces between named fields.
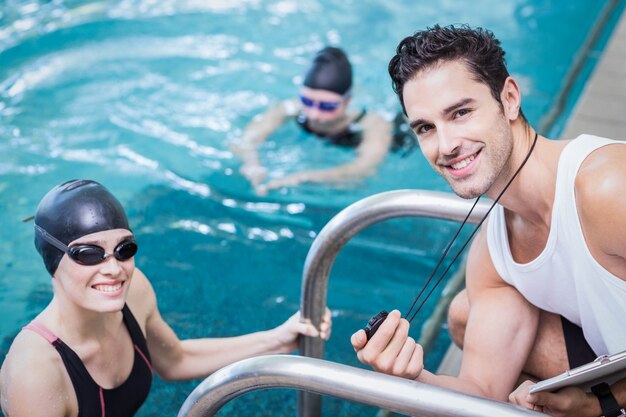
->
xmin=34 ymin=180 xmax=131 ymax=276
xmin=303 ymin=47 xmax=352 ymax=95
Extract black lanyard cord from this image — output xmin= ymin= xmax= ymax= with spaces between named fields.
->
xmin=405 ymin=132 xmax=539 ymax=324
xmin=403 ymin=195 xmax=482 ymax=321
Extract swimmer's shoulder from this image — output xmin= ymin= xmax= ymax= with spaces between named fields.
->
xmin=358 ymin=111 xmax=394 ymax=148
xmin=360 ymin=111 xmax=392 ymax=127
xmin=254 ymin=99 xmax=300 ymax=123
xmin=281 ymin=98 xmax=301 ymax=117
xmin=1 ymin=328 xmax=72 ymax=416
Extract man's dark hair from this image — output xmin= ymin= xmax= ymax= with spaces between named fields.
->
xmin=389 ymin=24 xmax=525 ymax=121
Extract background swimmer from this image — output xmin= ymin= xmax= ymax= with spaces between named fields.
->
xmin=232 ymin=46 xmax=414 ymax=195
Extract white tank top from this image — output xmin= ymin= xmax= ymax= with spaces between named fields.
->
xmin=487 ymin=134 xmax=626 ymax=356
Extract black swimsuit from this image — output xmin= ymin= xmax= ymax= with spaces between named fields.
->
xmin=296 ymin=109 xmax=367 ymax=147
xmin=24 ymin=304 xmax=153 ymax=417
xmin=297 ymin=109 xmax=417 ymax=155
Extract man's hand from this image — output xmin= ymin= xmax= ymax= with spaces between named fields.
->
xmin=350 ymin=309 xmax=424 ymax=379
xmin=509 ymin=380 xmax=600 ymax=417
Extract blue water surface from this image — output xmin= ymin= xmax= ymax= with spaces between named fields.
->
xmin=0 ymin=1 xmax=623 ymax=416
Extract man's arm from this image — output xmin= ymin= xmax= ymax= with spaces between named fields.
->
xmin=515 ymin=143 xmax=626 ymax=416
xmin=575 ymin=142 xmax=626 ymax=413
xmin=352 ymin=227 xmax=540 ymax=401
xmin=129 ymin=268 xmax=330 ymax=381
xmin=508 ymin=143 xmax=626 ymax=417
xmin=510 ymin=378 xmax=626 ymax=417
xmin=260 ymin=112 xmax=393 ymax=193
xmin=231 ymin=100 xmax=296 ymax=187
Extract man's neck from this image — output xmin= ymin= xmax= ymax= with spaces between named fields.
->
xmin=486 ymin=127 xmax=564 ymax=228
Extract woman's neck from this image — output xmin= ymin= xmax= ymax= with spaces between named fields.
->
xmin=43 ymin=296 xmax=124 ymax=343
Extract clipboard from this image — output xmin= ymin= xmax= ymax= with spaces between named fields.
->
xmin=529 ymin=350 xmax=626 ymax=393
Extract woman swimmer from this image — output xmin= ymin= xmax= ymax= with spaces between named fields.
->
xmin=0 ymin=179 xmax=331 ymax=417
xmin=232 ymin=46 xmax=415 ymax=195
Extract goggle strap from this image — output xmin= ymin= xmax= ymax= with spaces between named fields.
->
xmin=34 ymin=224 xmax=70 ymax=254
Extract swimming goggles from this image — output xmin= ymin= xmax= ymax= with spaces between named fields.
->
xmin=35 ymin=224 xmax=138 ymax=266
xmin=299 ymin=95 xmax=342 ymax=112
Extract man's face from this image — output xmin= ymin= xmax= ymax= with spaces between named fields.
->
xmin=403 ymin=60 xmax=514 ymax=199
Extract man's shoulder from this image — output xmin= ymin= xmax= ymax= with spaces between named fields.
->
xmin=466 ymin=226 xmax=508 ymax=289
xmin=576 ymin=140 xmax=626 ymax=202
xmin=573 ymin=139 xmax=626 ymax=270
xmin=574 ymin=140 xmax=626 ymax=243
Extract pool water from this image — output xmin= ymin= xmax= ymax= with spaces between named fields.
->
xmin=0 ymin=1 xmax=622 ymax=416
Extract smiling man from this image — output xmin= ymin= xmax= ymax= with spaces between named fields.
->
xmin=351 ymin=24 xmax=626 ymax=417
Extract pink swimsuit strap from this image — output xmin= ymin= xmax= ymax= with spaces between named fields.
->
xmin=23 ymin=321 xmax=59 ymax=344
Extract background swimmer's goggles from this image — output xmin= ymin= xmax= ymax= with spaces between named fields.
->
xmin=299 ymin=95 xmax=343 ymax=112
xmin=35 ymin=224 xmax=138 ymax=265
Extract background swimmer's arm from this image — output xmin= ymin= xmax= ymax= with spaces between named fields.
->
xmin=260 ymin=112 xmax=392 ymax=193
xmin=232 ymin=99 xmax=299 ymax=187
xmin=133 ymin=269 xmax=331 ymax=381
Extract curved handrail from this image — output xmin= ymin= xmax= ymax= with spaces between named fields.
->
xmin=298 ymin=189 xmax=491 ymax=416
xmin=177 ymin=355 xmax=548 ymax=417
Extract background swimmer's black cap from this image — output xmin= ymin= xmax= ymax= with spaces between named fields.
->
xmin=303 ymin=47 xmax=352 ymax=95
xmin=34 ymin=179 xmax=131 ymax=276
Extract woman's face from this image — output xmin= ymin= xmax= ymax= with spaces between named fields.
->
xmin=53 ymin=228 xmax=136 ymax=313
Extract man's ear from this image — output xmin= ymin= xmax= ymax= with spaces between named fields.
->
xmin=500 ymin=76 xmax=522 ymax=121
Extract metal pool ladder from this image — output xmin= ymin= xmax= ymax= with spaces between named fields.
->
xmin=177 ymin=190 xmax=548 ymax=417
xmin=177 ymin=355 xmax=546 ymax=417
